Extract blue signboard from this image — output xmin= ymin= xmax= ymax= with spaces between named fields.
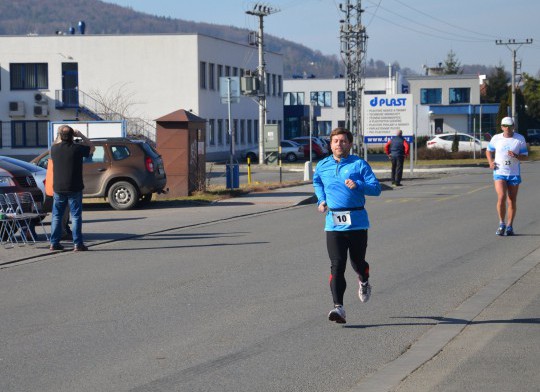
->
xmin=364 ymin=136 xmax=414 ymax=144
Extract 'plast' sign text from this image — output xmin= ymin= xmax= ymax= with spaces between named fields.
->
xmin=369 ymin=96 xmax=407 ymax=107
xmin=362 ymin=94 xmax=413 ymax=143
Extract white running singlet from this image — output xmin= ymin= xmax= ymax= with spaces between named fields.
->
xmin=487 ymin=133 xmax=528 ymax=176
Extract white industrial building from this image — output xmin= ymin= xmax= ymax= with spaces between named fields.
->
xmin=282 ymin=74 xmax=406 ymax=140
xmin=0 ymin=33 xmax=283 ymax=160
xmin=283 ymin=73 xmax=498 ymax=140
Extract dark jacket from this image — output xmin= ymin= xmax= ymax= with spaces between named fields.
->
xmin=51 ymin=142 xmax=91 ymax=193
xmin=384 ymin=136 xmax=410 ymax=158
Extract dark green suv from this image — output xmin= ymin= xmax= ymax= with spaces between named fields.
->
xmin=32 ymin=138 xmax=167 ymax=210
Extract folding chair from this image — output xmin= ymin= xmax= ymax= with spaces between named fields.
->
xmin=0 ymin=194 xmax=24 ymax=247
xmin=15 ymin=192 xmax=49 ymax=241
xmin=4 ymin=192 xmax=45 ymax=244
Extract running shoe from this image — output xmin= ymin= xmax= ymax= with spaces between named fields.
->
xmin=328 ymin=306 xmax=346 ymax=324
xmin=505 ymin=226 xmax=514 ymax=236
xmin=496 ymin=223 xmax=506 ymax=236
xmin=359 ymin=281 xmax=372 ymax=303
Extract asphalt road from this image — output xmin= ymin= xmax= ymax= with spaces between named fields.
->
xmin=1 ymin=163 xmax=539 ymax=392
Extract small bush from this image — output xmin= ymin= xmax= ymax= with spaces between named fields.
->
xmin=417 ymin=147 xmax=483 ymax=160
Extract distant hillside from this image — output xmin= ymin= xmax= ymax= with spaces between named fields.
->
xmin=0 ymin=0 xmax=496 ymax=79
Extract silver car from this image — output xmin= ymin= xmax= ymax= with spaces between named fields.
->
xmin=242 ymin=140 xmax=304 ymax=162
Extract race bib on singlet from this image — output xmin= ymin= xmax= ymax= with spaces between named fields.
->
xmin=488 ymin=133 xmax=527 ymax=177
xmin=332 ymin=211 xmax=351 ymax=225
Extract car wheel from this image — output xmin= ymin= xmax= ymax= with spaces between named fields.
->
xmin=286 ymin=152 xmax=297 ymax=162
xmin=107 ymin=181 xmax=140 ymax=210
xmin=139 ymin=193 xmax=153 ymax=205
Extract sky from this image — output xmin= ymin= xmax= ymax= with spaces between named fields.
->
xmin=104 ymin=0 xmax=540 ymax=76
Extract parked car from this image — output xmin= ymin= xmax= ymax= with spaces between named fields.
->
xmin=242 ymin=140 xmax=304 ymax=163
xmin=426 ymin=133 xmax=489 ymax=152
xmin=32 ymin=138 xmax=167 ymax=210
xmin=526 ymin=129 xmax=540 ymax=145
xmin=291 ymin=137 xmax=327 ymax=158
xmin=0 ymin=160 xmax=46 ymax=212
xmin=0 ymin=156 xmax=51 ymax=213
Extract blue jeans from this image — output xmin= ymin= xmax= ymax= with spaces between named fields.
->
xmin=50 ymin=192 xmax=84 ymax=246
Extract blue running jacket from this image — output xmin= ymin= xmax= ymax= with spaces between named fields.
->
xmin=313 ymin=155 xmax=381 ymax=231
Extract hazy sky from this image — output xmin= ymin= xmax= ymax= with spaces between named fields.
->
xmin=104 ymin=0 xmax=540 ymax=76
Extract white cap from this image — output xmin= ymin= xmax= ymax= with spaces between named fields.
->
xmin=501 ymin=117 xmax=514 ymax=126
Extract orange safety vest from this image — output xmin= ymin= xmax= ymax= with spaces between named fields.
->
xmin=45 ymin=158 xmax=54 ymax=196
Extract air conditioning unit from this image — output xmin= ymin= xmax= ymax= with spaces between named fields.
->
xmin=34 ymin=92 xmax=49 ymax=105
xmin=9 ymin=101 xmax=25 ymax=117
xmin=34 ymin=105 xmax=49 ymax=117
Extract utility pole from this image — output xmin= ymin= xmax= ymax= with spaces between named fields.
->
xmin=496 ymin=38 xmax=533 ymax=130
xmin=339 ymin=0 xmax=367 ymax=157
xmin=246 ymin=2 xmax=279 ymax=164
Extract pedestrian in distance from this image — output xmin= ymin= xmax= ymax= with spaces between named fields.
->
xmin=485 ymin=117 xmax=528 ymax=236
xmin=49 ymin=126 xmax=95 ymax=251
xmin=313 ymin=127 xmax=382 ymax=324
xmin=384 ymin=129 xmax=410 ymax=186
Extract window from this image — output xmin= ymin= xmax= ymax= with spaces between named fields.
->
xmin=317 ymin=121 xmax=332 ymax=136
xmin=338 ymin=91 xmax=346 ymax=107
xmin=310 ymin=91 xmax=332 ymax=107
xmin=11 ymin=121 xmax=48 ymax=147
xmin=226 ymin=119 xmax=230 ymax=145
xmin=254 ymin=120 xmax=259 ymax=143
xmin=240 ymin=119 xmax=245 ymax=144
xmin=284 ymin=92 xmax=305 ymax=106
xmin=233 ymin=119 xmax=238 ymax=145
xmin=420 ymin=88 xmax=442 ymax=104
xmin=247 ymin=120 xmax=253 ymax=143
xmin=208 ymin=119 xmax=215 ymax=146
xmin=232 ymin=67 xmax=238 ymax=76
xmin=217 ymin=64 xmax=223 ymax=90
xmin=449 ymin=88 xmax=470 ymax=104
xmin=0 ymin=121 xmax=2 ymax=147
xmin=217 ymin=119 xmax=223 ymax=145
xmin=337 ymin=120 xmax=346 ymax=128
xmin=277 ymin=75 xmax=282 ymax=96
xmin=111 ymin=145 xmax=130 ymax=161
xmin=199 ymin=61 xmax=207 ymax=89
xmin=272 ymin=74 xmax=276 ymax=96
xmin=225 ymin=66 xmax=230 ymax=77
xmin=209 ymin=63 xmax=215 ymax=90
xmin=85 ymin=146 xmax=105 ymax=163
xmin=266 ymin=73 xmax=271 ymax=95
xmin=10 ymin=63 xmax=48 ymax=90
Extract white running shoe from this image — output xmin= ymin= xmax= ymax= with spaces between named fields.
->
xmin=328 ymin=306 xmax=346 ymax=324
xmin=359 ymin=281 xmax=372 ymax=303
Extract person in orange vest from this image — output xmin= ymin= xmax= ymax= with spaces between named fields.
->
xmin=384 ymin=130 xmax=410 ymax=186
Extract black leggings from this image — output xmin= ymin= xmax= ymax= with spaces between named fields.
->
xmin=326 ymin=230 xmax=369 ymax=306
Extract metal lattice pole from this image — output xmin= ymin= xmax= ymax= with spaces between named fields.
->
xmin=246 ymin=3 xmax=280 ymax=164
xmin=340 ymin=0 xmax=367 ymax=156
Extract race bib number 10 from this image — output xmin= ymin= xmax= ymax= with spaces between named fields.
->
xmin=332 ymin=211 xmax=351 ymax=226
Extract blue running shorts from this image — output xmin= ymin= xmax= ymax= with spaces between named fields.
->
xmin=493 ymin=174 xmax=521 ymax=186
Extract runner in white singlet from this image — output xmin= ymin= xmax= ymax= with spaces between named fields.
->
xmin=485 ymin=117 xmax=528 ymax=236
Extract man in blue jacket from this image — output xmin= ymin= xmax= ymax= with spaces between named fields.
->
xmin=313 ymin=127 xmax=381 ymax=324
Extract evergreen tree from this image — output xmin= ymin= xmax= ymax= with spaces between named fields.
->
xmin=451 ymin=132 xmax=459 ymax=152
xmin=483 ymin=65 xmax=509 ymax=103
xmin=522 ymin=73 xmax=540 ymax=127
xmin=443 ymin=50 xmax=462 ymax=75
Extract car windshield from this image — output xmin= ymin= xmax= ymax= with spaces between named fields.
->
xmin=140 ymin=142 xmax=161 ymax=158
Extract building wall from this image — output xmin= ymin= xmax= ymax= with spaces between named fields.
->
xmin=282 ymin=76 xmax=399 ymax=139
xmin=0 ymin=34 xmax=283 ymax=161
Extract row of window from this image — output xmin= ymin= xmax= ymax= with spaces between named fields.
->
xmin=5 ymin=121 xmax=49 ymax=148
xmin=284 ymin=91 xmax=345 ymax=108
xmin=1 ymin=63 xmax=49 ymax=90
xmin=200 ymin=62 xmax=282 ymax=97
xmin=206 ymin=118 xmax=282 ymax=147
xmin=421 ymin=87 xmax=471 ymax=104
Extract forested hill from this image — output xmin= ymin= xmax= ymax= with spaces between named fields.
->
xmin=1 ymin=0 xmax=497 ymax=78
xmin=0 ymin=0 xmax=344 ymax=78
